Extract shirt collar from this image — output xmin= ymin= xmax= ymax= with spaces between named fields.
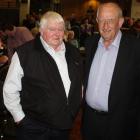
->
xmin=99 ymin=30 xmax=122 ymax=49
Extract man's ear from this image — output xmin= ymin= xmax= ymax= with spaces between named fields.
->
xmin=119 ymin=17 xmax=124 ymax=28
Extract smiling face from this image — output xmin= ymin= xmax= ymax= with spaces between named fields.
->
xmin=97 ymin=3 xmax=124 ymax=45
xmin=41 ymin=19 xmax=65 ymax=50
xmin=39 ymin=11 xmax=65 ymax=50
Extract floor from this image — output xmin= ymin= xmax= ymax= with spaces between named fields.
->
xmin=70 ymin=110 xmax=82 ymax=140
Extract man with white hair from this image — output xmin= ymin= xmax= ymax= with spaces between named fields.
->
xmin=3 ymin=11 xmax=82 ymax=140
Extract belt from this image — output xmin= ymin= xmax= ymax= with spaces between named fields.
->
xmin=87 ymin=104 xmax=109 ymax=115
xmin=92 ymin=108 xmax=109 ymax=115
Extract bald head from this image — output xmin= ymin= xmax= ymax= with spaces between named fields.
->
xmin=96 ymin=2 xmax=124 ymax=47
xmin=97 ymin=2 xmax=123 ymax=19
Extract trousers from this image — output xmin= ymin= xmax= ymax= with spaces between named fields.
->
xmin=16 ymin=116 xmax=70 ymax=140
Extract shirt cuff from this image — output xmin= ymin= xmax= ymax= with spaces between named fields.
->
xmin=12 ymin=111 xmax=25 ymax=123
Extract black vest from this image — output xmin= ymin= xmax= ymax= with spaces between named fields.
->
xmin=16 ymin=36 xmax=82 ymax=129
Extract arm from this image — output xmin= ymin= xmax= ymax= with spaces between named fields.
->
xmin=3 ymin=52 xmax=25 ymax=123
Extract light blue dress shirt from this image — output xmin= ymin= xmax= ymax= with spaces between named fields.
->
xmin=86 ymin=31 xmax=122 ymax=111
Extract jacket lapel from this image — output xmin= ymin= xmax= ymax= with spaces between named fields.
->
xmin=65 ymin=43 xmax=82 ymax=99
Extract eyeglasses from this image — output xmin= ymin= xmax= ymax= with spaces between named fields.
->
xmin=96 ymin=18 xmax=118 ymax=25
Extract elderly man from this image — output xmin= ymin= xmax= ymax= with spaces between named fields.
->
xmin=3 ymin=11 xmax=82 ymax=140
xmin=82 ymin=2 xmax=140 ymax=140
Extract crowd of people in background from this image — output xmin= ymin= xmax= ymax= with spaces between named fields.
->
xmin=0 ymin=8 xmax=140 ymax=85
xmin=21 ymin=11 xmax=140 ymax=45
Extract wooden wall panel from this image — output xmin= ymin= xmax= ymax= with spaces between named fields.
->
xmin=0 ymin=0 xmax=17 ymax=9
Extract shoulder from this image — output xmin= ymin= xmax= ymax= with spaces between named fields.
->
xmin=65 ymin=41 xmax=81 ymax=61
xmin=16 ymin=35 xmax=41 ymax=52
xmin=85 ymin=33 xmax=100 ymax=46
xmin=84 ymin=33 xmax=100 ymax=54
xmin=65 ymin=41 xmax=80 ymax=53
xmin=15 ymin=37 xmax=42 ymax=68
xmin=122 ymin=33 xmax=140 ymax=43
xmin=121 ymin=33 xmax=140 ymax=60
xmin=16 ymin=27 xmax=32 ymax=36
xmin=15 ymin=36 xmax=42 ymax=62
xmin=16 ymin=39 xmax=34 ymax=53
xmin=17 ymin=26 xmax=30 ymax=31
xmin=121 ymin=33 xmax=140 ymax=51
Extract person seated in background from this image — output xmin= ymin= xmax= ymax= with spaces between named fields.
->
xmin=80 ymin=18 xmax=93 ymax=47
xmin=81 ymin=18 xmax=93 ymax=36
xmin=2 ymin=24 xmax=34 ymax=61
xmin=67 ymin=30 xmax=79 ymax=48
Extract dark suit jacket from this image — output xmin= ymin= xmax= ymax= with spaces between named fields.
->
xmin=83 ymin=33 xmax=140 ymax=139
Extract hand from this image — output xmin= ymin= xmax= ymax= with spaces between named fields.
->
xmin=15 ymin=117 xmax=25 ymax=125
xmin=16 ymin=120 xmax=22 ymax=125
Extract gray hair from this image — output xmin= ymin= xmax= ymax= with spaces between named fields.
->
xmin=96 ymin=2 xmax=123 ymax=19
xmin=39 ymin=11 xmax=65 ymax=31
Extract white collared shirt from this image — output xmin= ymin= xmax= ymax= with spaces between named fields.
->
xmin=40 ymin=36 xmax=71 ymax=97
